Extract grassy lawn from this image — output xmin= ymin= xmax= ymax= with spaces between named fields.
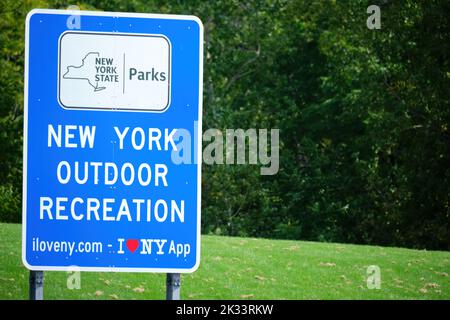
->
xmin=0 ymin=223 xmax=449 ymax=299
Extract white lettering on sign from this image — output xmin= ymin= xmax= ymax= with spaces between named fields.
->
xmin=58 ymin=31 xmax=171 ymax=112
xmin=39 ymin=196 xmax=185 ymax=223
xmin=113 ymin=127 xmax=178 ymax=151
xmin=55 ymin=161 xmax=168 ymax=187
xmin=41 ymin=123 xmax=186 ymax=223
xmin=48 ymin=124 xmax=96 ymax=148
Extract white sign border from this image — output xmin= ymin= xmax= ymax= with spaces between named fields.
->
xmin=22 ymin=8 xmax=203 ymax=273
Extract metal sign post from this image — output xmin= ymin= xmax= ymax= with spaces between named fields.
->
xmin=166 ymin=273 xmax=181 ymax=300
xmin=29 ymin=270 xmax=44 ymax=300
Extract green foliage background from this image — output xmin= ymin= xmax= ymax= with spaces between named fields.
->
xmin=0 ymin=0 xmax=448 ymax=249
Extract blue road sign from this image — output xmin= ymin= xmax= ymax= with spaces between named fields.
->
xmin=23 ymin=9 xmax=203 ymax=272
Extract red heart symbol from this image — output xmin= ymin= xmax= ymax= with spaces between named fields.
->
xmin=126 ymin=239 xmax=139 ymax=253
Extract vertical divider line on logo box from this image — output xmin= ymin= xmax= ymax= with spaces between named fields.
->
xmin=123 ymin=53 xmax=126 ymax=94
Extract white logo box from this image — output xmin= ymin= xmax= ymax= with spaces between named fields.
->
xmin=58 ymin=31 xmax=171 ymax=112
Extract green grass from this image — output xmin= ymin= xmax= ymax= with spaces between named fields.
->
xmin=0 ymin=223 xmax=449 ymax=299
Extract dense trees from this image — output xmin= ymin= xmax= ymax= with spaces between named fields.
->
xmin=0 ymin=0 xmax=448 ymax=249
